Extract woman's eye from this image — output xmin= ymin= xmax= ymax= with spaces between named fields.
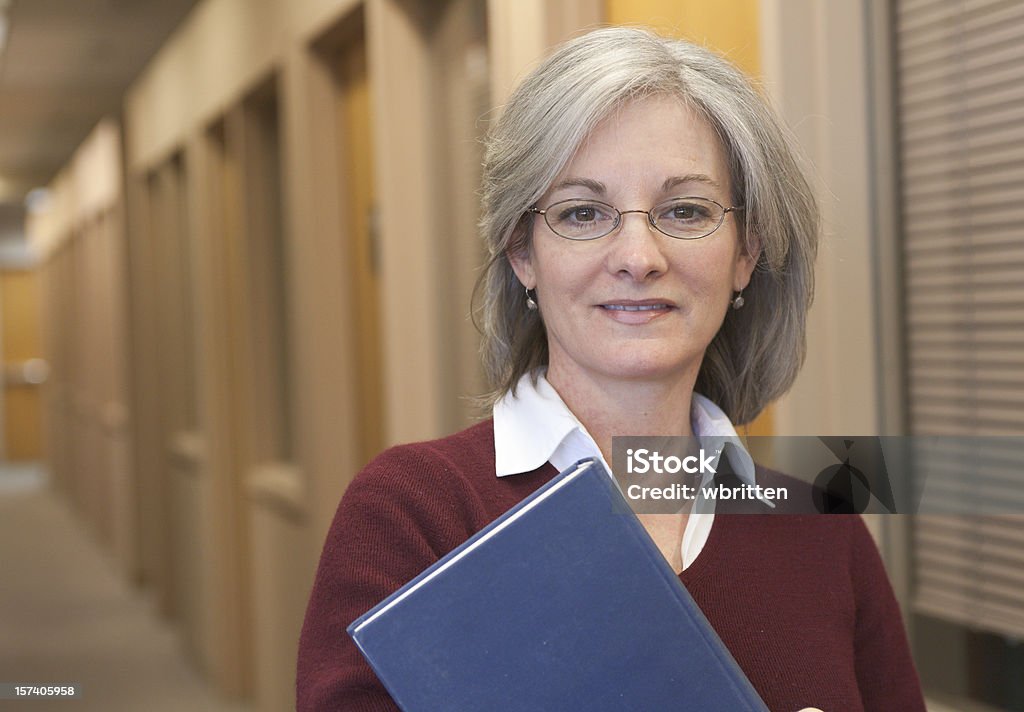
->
xmin=558 ymin=204 xmax=605 ymax=223
xmin=661 ymin=201 xmax=710 ymax=222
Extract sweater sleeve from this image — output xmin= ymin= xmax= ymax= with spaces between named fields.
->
xmin=849 ymin=516 xmax=927 ymax=711
xmin=296 ymin=446 xmax=471 ymax=712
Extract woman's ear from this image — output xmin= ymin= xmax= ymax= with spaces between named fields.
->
xmin=507 ymin=245 xmax=535 ymax=290
xmin=734 ymin=232 xmax=761 ymax=292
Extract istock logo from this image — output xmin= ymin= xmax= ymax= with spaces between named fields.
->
xmin=625 ymin=448 xmax=718 ymax=476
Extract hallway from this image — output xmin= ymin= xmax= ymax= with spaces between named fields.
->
xmin=0 ymin=465 xmax=251 ymax=712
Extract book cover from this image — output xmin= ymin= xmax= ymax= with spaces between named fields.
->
xmin=348 ymin=458 xmax=768 ymax=711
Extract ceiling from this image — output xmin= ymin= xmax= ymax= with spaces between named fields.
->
xmin=0 ymin=0 xmax=200 ymax=241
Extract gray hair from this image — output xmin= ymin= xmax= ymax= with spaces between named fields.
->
xmin=475 ymin=26 xmax=819 ymax=425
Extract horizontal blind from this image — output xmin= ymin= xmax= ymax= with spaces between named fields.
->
xmin=895 ymin=0 xmax=1024 ymax=639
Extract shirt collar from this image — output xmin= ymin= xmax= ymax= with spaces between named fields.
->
xmin=493 ymin=371 xmax=759 ymax=491
xmin=493 ymin=371 xmax=583 ymax=477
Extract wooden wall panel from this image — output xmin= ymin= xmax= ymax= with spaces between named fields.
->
xmin=0 ymin=269 xmax=44 ymax=459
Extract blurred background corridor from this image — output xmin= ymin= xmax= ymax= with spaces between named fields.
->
xmin=0 ymin=0 xmax=1021 ymax=710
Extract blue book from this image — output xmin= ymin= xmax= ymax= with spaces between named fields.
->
xmin=348 ymin=458 xmax=769 ymax=711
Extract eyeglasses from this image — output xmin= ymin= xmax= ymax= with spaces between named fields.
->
xmin=528 ymin=196 xmax=743 ymax=241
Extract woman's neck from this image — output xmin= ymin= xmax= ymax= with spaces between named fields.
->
xmin=546 ymin=364 xmax=697 ymax=465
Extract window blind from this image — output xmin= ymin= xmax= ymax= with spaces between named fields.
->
xmin=895 ymin=0 xmax=1024 ymax=639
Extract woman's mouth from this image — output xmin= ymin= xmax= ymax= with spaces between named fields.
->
xmin=598 ymin=301 xmax=676 ymax=324
xmin=601 ymin=304 xmax=671 ymax=312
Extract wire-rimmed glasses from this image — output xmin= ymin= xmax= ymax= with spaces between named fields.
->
xmin=528 ymin=196 xmax=743 ymax=241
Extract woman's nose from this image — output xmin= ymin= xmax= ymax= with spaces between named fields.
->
xmin=607 ymin=210 xmax=669 ymax=281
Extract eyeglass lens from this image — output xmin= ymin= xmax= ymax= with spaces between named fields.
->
xmin=540 ymin=197 xmax=727 ymax=240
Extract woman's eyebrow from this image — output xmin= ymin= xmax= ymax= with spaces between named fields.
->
xmin=549 ymin=177 xmax=606 ymax=194
xmin=551 ymin=174 xmax=722 ymax=196
xmin=662 ymin=174 xmax=721 ymax=192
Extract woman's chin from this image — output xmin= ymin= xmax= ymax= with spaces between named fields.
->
xmin=594 ymin=355 xmax=699 ymax=384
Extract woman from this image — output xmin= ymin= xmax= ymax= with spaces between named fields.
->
xmin=297 ymin=27 xmax=925 ymax=711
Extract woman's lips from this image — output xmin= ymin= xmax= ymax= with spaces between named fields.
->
xmin=598 ymin=301 xmax=676 ymax=324
xmin=602 ymin=304 xmax=670 ymax=312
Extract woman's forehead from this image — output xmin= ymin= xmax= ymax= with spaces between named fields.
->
xmin=549 ymin=97 xmax=731 ymax=199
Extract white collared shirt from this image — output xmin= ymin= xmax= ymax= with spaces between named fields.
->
xmin=493 ymin=371 xmax=762 ymax=570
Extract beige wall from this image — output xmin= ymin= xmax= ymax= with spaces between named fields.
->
xmin=760 ymin=0 xmax=884 ymax=438
xmin=27 ymin=119 xmax=122 ymax=259
xmin=29 ymin=118 xmax=134 ymax=568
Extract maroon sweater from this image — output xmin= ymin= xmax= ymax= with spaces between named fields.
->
xmin=297 ymin=420 xmax=925 ymax=711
